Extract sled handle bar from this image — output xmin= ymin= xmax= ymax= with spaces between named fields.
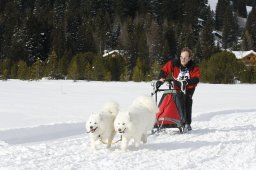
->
xmin=151 ymin=78 xmax=186 ymax=102
xmin=157 ymin=78 xmax=187 ymax=93
xmin=151 ymin=78 xmax=175 ymax=97
xmin=164 ymin=78 xmax=175 ymax=83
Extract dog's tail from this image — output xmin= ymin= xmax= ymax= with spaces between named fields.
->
xmin=102 ymin=101 xmax=119 ymax=116
xmin=132 ymin=95 xmax=159 ymax=114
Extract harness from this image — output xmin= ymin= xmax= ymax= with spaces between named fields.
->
xmin=87 ymin=128 xmax=122 ymax=144
xmin=98 ymin=135 xmax=122 ymax=144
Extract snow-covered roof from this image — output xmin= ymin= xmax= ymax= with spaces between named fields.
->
xmin=212 ymin=31 xmax=222 ymax=36
xmin=232 ymin=50 xmax=256 ymax=59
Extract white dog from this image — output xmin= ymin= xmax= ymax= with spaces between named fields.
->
xmin=114 ymin=95 xmax=158 ymax=151
xmin=86 ymin=101 xmax=119 ymax=149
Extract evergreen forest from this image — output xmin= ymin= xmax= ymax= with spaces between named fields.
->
xmin=0 ymin=0 xmax=256 ymax=83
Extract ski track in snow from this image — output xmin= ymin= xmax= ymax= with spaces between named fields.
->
xmin=0 ymin=123 xmax=85 ymax=145
xmin=1 ymin=109 xmax=256 ymax=170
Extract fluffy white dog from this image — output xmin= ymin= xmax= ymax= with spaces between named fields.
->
xmin=114 ymin=95 xmax=158 ymax=151
xmin=86 ymin=101 xmax=119 ymax=149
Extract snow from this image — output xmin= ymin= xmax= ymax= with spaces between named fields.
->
xmin=208 ymin=1 xmax=253 ymax=19
xmin=237 ymin=16 xmax=247 ymax=28
xmin=208 ymin=0 xmax=218 ymax=11
xmin=247 ymin=6 xmax=253 ymax=14
xmin=1 ymin=80 xmax=256 ymax=169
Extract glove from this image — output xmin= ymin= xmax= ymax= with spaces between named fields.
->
xmin=156 ymin=80 xmax=164 ymax=89
xmin=174 ymin=80 xmax=188 ymax=92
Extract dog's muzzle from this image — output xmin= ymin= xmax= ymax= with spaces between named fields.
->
xmin=117 ymin=128 xmax=126 ymax=133
xmin=87 ymin=126 xmax=98 ymax=133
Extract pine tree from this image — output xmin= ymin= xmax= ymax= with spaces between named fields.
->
xmin=162 ymin=24 xmax=177 ymax=63
xmin=10 ymin=23 xmax=28 ymax=62
xmin=0 ymin=58 xmax=11 ymax=80
xmin=57 ymin=55 xmax=69 ymax=79
xmin=105 ymin=20 xmax=121 ymax=51
xmin=1 ymin=1 xmax=21 ymax=60
xmin=246 ymin=0 xmax=255 ymax=6
xmin=121 ymin=18 xmax=148 ymax=76
xmin=200 ymin=19 xmax=215 ymax=59
xmin=91 ymin=0 xmax=114 ymax=54
xmin=2 ymin=69 xmax=8 ymax=80
xmin=30 ymin=58 xmax=44 ymax=80
xmin=237 ymin=0 xmax=247 ymax=18
xmin=161 ymin=0 xmax=183 ymax=22
xmin=242 ymin=30 xmax=254 ymax=50
xmin=10 ymin=63 xmax=17 ymax=78
xmin=215 ymin=0 xmax=230 ymax=30
xmin=67 ymin=56 xmax=79 ymax=81
xmin=120 ymin=65 xmax=129 ymax=81
xmin=25 ymin=15 xmax=49 ymax=62
xmin=183 ymin=0 xmax=201 ymax=25
xmin=84 ymin=63 xmax=93 ymax=81
xmin=222 ymin=5 xmax=239 ymax=49
xmin=193 ymin=41 xmax=203 ymax=63
xmin=104 ymin=55 xmax=125 ymax=81
xmin=92 ymin=56 xmax=107 ymax=81
xmin=232 ymin=0 xmax=239 ymax=10
xmin=52 ymin=0 xmax=66 ymax=58
xmin=239 ymin=65 xmax=256 ymax=83
xmin=242 ymin=5 xmax=256 ymax=50
xmin=148 ymin=59 xmax=161 ymax=80
xmin=147 ymin=20 xmax=163 ymax=64
xmin=45 ymin=49 xmax=59 ymax=79
xmin=17 ymin=60 xmax=29 ymax=80
xmin=114 ymin=0 xmax=138 ymax=19
xmin=200 ymin=51 xmax=244 ymax=83
xmin=132 ymin=58 xmax=144 ymax=82
xmin=104 ymin=71 xmax=112 ymax=81
xmin=176 ymin=23 xmax=194 ymax=52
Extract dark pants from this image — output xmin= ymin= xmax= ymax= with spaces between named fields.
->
xmin=185 ymin=89 xmax=195 ymax=125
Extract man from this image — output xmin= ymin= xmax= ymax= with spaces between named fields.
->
xmin=156 ymin=47 xmax=200 ymax=131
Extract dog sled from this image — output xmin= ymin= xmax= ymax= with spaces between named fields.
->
xmin=151 ymin=79 xmax=186 ymax=134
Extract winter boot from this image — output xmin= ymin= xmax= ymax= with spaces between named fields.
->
xmin=183 ymin=124 xmax=192 ymax=133
xmin=185 ymin=124 xmax=192 ymax=131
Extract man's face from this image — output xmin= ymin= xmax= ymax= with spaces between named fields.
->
xmin=180 ymin=51 xmax=191 ymax=66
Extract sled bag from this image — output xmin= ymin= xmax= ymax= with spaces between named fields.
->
xmin=155 ymin=90 xmax=185 ymax=128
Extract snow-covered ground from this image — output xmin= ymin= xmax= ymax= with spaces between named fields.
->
xmin=0 ymin=80 xmax=256 ymax=170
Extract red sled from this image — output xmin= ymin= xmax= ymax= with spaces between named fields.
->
xmin=152 ymin=80 xmax=186 ymax=133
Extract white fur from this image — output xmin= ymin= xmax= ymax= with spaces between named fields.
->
xmin=86 ymin=101 xmax=119 ymax=149
xmin=114 ymin=95 xmax=158 ymax=151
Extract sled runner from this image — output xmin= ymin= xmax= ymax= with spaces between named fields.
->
xmin=151 ymin=79 xmax=186 ymax=133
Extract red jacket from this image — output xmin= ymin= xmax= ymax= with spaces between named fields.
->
xmin=159 ymin=59 xmax=200 ymax=89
